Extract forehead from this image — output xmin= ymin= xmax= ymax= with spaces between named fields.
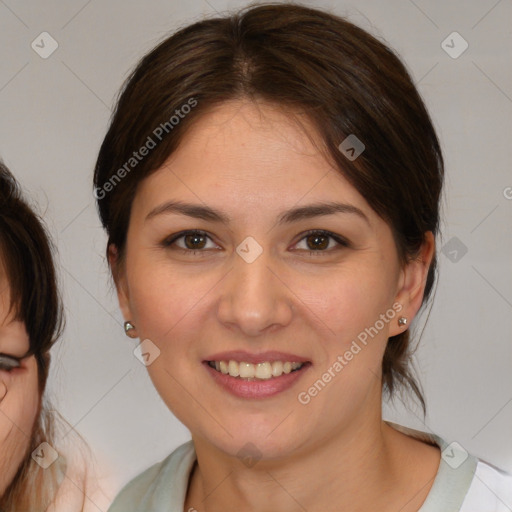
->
xmin=134 ymin=100 xmax=374 ymax=222
xmin=169 ymin=99 xmax=326 ymax=170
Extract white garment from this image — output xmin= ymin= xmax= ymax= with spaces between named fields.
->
xmin=389 ymin=422 xmax=512 ymax=511
xmin=108 ymin=422 xmax=512 ymax=511
xmin=460 ymin=459 xmax=512 ymax=511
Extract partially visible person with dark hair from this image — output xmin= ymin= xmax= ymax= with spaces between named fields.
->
xmin=94 ymin=3 xmax=512 ymax=511
xmin=0 ymin=161 xmax=112 ymax=510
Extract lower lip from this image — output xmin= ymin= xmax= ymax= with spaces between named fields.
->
xmin=203 ymin=362 xmax=311 ymax=399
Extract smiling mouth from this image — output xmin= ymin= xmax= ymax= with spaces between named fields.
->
xmin=206 ymin=360 xmax=309 ymax=380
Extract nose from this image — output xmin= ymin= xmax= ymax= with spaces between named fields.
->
xmin=216 ymin=246 xmax=294 ymax=337
xmin=0 ymin=380 xmax=6 ymax=402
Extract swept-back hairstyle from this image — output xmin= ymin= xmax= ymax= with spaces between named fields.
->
xmin=0 ymin=161 xmax=65 ymax=510
xmin=94 ymin=3 xmax=443 ymax=411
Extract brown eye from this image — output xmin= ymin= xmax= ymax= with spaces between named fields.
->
xmin=183 ymin=232 xmax=207 ymax=250
xmin=294 ymin=230 xmax=349 ymax=254
xmin=161 ymin=230 xmax=218 ymax=254
xmin=305 ymin=233 xmax=330 ymax=250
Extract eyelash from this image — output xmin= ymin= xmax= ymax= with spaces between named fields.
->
xmin=161 ymin=229 xmax=349 ymax=256
xmin=0 ymin=354 xmax=22 ymax=372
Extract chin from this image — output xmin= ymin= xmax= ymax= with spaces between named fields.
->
xmin=194 ymin=415 xmax=306 ymax=462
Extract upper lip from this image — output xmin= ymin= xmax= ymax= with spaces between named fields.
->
xmin=204 ymin=350 xmax=310 ymax=365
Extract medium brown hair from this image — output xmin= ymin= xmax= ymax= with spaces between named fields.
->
xmin=94 ymin=3 xmax=443 ymax=412
xmin=0 ymin=161 xmax=65 ymax=509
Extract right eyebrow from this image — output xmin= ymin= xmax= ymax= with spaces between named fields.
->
xmin=146 ymin=201 xmax=230 ymax=223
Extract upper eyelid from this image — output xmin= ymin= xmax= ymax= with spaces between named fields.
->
xmin=0 ymin=354 xmax=22 ymax=369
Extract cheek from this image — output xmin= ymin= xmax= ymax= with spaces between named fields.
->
xmin=293 ymin=263 xmax=398 ymax=343
xmin=128 ymin=258 xmax=218 ymax=342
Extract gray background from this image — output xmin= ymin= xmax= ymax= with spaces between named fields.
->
xmin=1 ymin=0 xmax=511 ymax=501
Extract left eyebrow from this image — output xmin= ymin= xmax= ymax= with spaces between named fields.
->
xmin=145 ymin=200 xmax=370 ymax=226
xmin=275 ymin=201 xmax=370 ymax=226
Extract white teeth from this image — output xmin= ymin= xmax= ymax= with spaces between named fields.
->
xmin=228 ymin=360 xmax=240 ymax=377
xmin=239 ymin=362 xmax=255 ymax=378
xmin=271 ymin=361 xmax=283 ymax=376
xmin=255 ymin=362 xmax=272 ymax=380
xmin=209 ymin=360 xmax=305 ymax=379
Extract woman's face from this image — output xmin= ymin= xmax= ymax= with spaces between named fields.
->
xmin=0 ymin=265 xmax=39 ymax=495
xmin=116 ymin=100 xmax=432 ymax=459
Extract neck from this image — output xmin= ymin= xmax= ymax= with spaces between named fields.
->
xmin=185 ymin=401 xmax=438 ymax=512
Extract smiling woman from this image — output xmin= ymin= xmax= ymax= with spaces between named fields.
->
xmin=93 ymin=3 xmax=512 ymax=511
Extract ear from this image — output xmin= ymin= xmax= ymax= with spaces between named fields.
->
xmin=108 ymin=244 xmax=138 ymax=337
xmin=389 ymin=231 xmax=435 ymax=337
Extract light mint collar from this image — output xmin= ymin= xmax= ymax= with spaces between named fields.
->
xmin=386 ymin=421 xmax=477 ymax=512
